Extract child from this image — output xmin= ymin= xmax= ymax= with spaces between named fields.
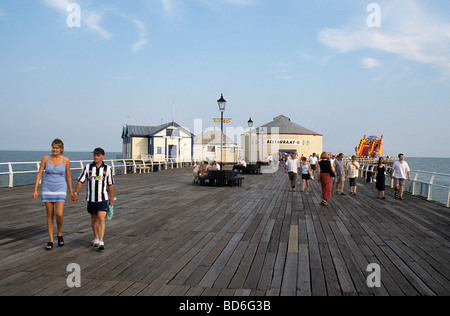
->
xmin=73 ymin=148 xmax=115 ymax=250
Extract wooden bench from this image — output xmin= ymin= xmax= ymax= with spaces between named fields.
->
xmin=137 ymin=166 xmax=151 ymax=173
xmin=198 ymin=170 xmax=244 ymax=187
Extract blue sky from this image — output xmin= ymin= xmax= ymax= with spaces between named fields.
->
xmin=0 ymin=0 xmax=449 ymax=157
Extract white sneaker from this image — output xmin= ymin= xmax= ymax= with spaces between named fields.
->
xmin=98 ymin=240 xmax=105 ymax=251
xmin=92 ymin=238 xmax=99 ymax=247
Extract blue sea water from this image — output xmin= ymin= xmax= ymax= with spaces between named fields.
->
xmin=0 ymin=150 xmax=122 ymax=163
xmin=0 ymin=150 xmax=122 ymax=187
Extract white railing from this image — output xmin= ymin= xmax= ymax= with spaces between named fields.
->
xmin=359 ymin=163 xmax=450 ymax=207
xmin=0 ymin=159 xmax=194 ymax=188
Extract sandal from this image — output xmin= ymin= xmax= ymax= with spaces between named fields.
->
xmin=57 ymin=235 xmax=64 ymax=247
xmin=46 ymin=242 xmax=53 ymax=251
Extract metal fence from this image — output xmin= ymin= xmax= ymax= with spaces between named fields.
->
xmin=0 ymin=159 xmax=193 ymax=188
xmin=359 ymin=163 xmax=450 ymax=207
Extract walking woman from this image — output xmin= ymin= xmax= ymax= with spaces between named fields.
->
xmin=317 ymin=152 xmax=335 ymax=206
xmin=374 ymin=157 xmax=389 ymax=199
xmin=32 ymin=139 xmax=74 ymax=250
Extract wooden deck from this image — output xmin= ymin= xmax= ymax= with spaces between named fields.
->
xmin=0 ymin=167 xmax=449 ymax=296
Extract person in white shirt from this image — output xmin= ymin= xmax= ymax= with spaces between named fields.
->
xmin=193 ymin=161 xmax=200 ymax=183
xmin=308 ymin=153 xmax=318 ymax=179
xmin=211 ymin=160 xmax=221 ymax=171
xmin=285 ymin=153 xmax=300 ymax=191
xmin=391 ymin=153 xmax=411 ymax=200
xmin=346 ymin=155 xmax=360 ymax=195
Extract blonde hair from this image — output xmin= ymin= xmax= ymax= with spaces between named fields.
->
xmin=320 ymin=152 xmax=329 ymax=160
xmin=52 ymin=138 xmax=65 ymax=155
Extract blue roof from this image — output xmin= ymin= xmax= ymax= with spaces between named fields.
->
xmin=122 ymin=122 xmax=194 ymax=138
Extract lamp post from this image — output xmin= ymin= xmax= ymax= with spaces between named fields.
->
xmin=217 ymin=94 xmax=227 ymax=167
xmin=247 ymin=117 xmax=253 ymax=163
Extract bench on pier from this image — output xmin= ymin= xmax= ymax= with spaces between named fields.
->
xmin=233 ymin=162 xmax=270 ymax=174
xmin=137 ymin=166 xmax=151 ymax=173
xmin=198 ymin=170 xmax=244 ymax=187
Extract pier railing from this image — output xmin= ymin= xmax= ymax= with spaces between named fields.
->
xmin=0 ymin=159 xmax=193 ymax=188
xmin=359 ymin=163 xmax=450 ymax=207
xmin=2 ymin=159 xmax=449 ymax=207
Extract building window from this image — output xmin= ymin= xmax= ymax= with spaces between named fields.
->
xmin=166 ymin=129 xmax=180 ymax=137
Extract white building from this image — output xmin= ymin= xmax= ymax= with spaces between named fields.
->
xmin=242 ymin=115 xmax=323 ymax=162
xmin=122 ymin=122 xmax=194 ymax=162
xmin=193 ymin=130 xmax=238 ymax=164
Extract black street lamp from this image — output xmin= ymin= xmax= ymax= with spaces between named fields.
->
xmin=217 ymin=94 xmax=227 ymax=166
xmin=248 ymin=117 xmax=253 ymax=163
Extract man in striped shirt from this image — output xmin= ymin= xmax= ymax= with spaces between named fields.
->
xmin=74 ymin=148 xmax=115 ymax=250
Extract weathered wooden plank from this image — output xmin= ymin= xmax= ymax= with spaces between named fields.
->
xmin=0 ymin=167 xmax=448 ymax=297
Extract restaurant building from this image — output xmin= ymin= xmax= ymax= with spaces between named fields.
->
xmin=242 ymin=115 xmax=323 ymax=162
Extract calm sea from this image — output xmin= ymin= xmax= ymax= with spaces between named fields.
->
xmin=0 ymin=150 xmax=122 ymax=187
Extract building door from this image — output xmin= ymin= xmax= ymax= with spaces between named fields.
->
xmin=168 ymin=145 xmax=178 ymax=162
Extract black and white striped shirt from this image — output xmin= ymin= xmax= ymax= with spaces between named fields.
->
xmin=78 ymin=162 xmax=115 ymax=202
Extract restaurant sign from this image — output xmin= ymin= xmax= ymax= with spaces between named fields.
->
xmin=266 ymin=139 xmax=310 ymax=146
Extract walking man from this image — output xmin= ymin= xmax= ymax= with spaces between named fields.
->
xmin=391 ymin=153 xmax=411 ymax=200
xmin=333 ymin=153 xmax=347 ymax=195
xmin=73 ymin=148 xmax=115 ymax=250
xmin=285 ymin=153 xmax=300 ymax=191
xmin=308 ymin=153 xmax=318 ymax=179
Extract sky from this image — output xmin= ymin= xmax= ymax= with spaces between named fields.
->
xmin=0 ymin=0 xmax=449 ymax=157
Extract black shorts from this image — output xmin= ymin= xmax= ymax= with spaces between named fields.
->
xmin=310 ymin=164 xmax=316 ymax=171
xmin=288 ymin=172 xmax=297 ymax=181
xmin=302 ymin=173 xmax=311 ymax=180
xmin=87 ymin=201 xmax=109 ymax=215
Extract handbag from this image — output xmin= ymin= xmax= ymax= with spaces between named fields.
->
xmin=329 ymin=161 xmax=336 ymax=177
xmin=330 ymin=169 xmax=336 ymax=178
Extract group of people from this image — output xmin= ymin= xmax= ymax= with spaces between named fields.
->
xmin=285 ymin=152 xmax=411 ymax=206
xmin=32 ymin=139 xmax=115 ymax=251
xmin=192 ymin=160 xmax=221 ymax=182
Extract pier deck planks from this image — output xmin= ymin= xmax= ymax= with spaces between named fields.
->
xmin=0 ymin=167 xmax=449 ymax=296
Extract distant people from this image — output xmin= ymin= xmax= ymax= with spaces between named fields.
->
xmin=193 ymin=161 xmax=200 ymax=183
xmin=300 ymin=156 xmax=311 ymax=192
xmin=346 ymin=155 xmax=360 ymax=195
xmin=285 ymin=153 xmax=300 ymax=191
xmin=211 ymin=160 xmax=221 ymax=171
xmin=73 ymin=148 xmax=115 ymax=251
xmin=333 ymin=153 xmax=347 ymax=195
xmin=200 ymin=161 xmax=210 ymax=176
xmin=391 ymin=153 xmax=411 ymax=200
xmin=32 ymin=139 xmax=74 ymax=250
xmin=330 ymin=154 xmax=336 ymax=166
xmin=308 ymin=153 xmax=318 ymax=179
xmin=317 ymin=152 xmax=336 ymax=206
xmin=374 ymin=157 xmax=389 ymax=199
